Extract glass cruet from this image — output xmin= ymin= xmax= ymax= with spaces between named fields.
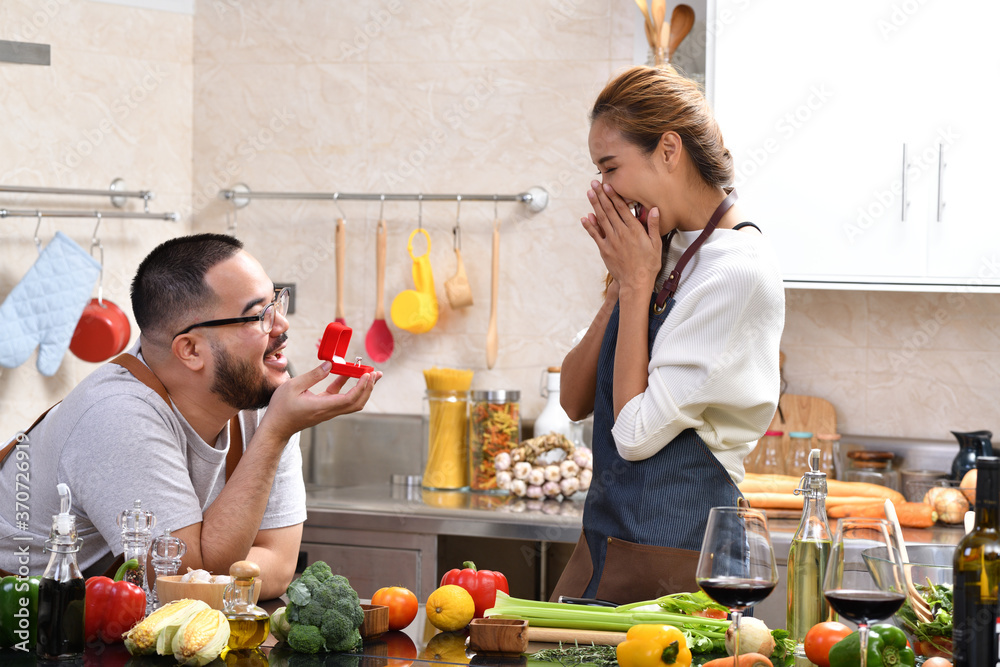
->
xmin=223 ymin=560 xmax=270 ymax=650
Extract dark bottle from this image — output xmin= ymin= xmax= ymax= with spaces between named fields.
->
xmin=951 ymin=430 xmax=993 ymax=481
xmin=953 ymin=456 xmax=1000 ymax=666
xmin=36 ymin=483 xmax=86 ymax=660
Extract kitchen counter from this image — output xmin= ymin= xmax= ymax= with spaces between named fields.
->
xmin=304 ymin=482 xmax=967 ymax=632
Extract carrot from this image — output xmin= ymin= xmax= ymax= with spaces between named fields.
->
xmin=826 ymin=501 xmax=937 ymax=527
xmin=702 ymin=653 xmax=773 ymax=667
xmin=742 ymin=493 xmax=894 ymax=510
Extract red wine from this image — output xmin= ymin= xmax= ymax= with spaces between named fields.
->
xmin=698 ymin=577 xmax=776 ymax=608
xmin=824 ymin=589 xmax=905 ymax=624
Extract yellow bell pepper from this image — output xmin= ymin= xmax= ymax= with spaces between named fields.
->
xmin=616 ymin=624 xmax=692 ymax=667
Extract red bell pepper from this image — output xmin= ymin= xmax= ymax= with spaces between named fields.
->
xmin=439 ymin=560 xmax=509 ymax=619
xmin=84 ymin=559 xmax=147 ymax=643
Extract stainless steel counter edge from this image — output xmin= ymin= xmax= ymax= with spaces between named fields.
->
xmin=305 ymin=483 xmax=965 ymax=553
xmin=305 ymin=483 xmax=585 ymax=543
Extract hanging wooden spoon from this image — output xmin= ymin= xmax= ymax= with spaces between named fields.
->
xmin=485 ymin=220 xmax=500 ymax=369
xmin=667 ymin=4 xmax=695 ymax=63
xmin=335 ymin=217 xmax=346 ymax=325
xmin=365 ymin=219 xmax=394 ymax=363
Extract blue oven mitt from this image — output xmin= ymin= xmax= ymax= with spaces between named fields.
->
xmin=0 ymin=231 xmax=101 ymax=376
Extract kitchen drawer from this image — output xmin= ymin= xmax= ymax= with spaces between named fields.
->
xmin=300 ymin=526 xmax=438 ymax=600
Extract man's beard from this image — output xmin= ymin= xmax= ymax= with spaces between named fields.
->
xmin=209 ymin=335 xmax=286 ymax=411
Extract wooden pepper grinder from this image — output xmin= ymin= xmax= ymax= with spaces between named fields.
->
xmin=223 ymin=561 xmax=269 ymax=650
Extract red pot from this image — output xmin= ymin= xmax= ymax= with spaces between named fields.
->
xmin=69 ymin=298 xmax=131 ymax=363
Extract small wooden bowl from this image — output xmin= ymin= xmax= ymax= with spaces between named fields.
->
xmin=155 ymin=575 xmax=260 ymax=611
xmin=468 ymin=618 xmax=528 ymax=655
xmin=360 ymin=603 xmax=389 ymax=639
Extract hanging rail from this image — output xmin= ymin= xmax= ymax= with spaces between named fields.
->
xmin=0 ymin=209 xmax=179 ymax=221
xmin=217 ymin=183 xmax=550 ymax=213
xmin=0 ymin=178 xmax=155 ymax=209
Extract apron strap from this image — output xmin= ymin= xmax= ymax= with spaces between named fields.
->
xmin=654 ymin=189 xmax=739 ymax=310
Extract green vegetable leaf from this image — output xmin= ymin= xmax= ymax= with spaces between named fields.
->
xmin=287 ymin=579 xmax=312 ymax=607
xmin=770 ymin=629 xmax=795 ymax=662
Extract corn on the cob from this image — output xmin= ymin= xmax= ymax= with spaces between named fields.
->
xmin=171 ymin=608 xmax=231 ymax=666
xmin=123 ymin=598 xmax=210 ymax=656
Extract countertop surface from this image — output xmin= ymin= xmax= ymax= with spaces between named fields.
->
xmin=304 ymin=482 xmax=967 ymax=552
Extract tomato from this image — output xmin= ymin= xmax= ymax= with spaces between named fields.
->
xmin=804 ymin=621 xmax=852 ymax=667
xmin=922 ymin=658 xmax=953 ymax=667
xmin=371 ymin=586 xmax=419 ymax=631
xmin=692 ymin=608 xmax=728 ymax=619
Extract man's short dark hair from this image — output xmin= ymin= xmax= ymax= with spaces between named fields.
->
xmin=131 ymin=234 xmax=244 ymax=338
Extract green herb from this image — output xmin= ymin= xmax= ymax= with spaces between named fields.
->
xmin=770 ymin=628 xmax=795 ymax=662
xmin=529 ymin=642 xmax=619 ymax=667
xmin=895 ymin=581 xmax=953 ymax=653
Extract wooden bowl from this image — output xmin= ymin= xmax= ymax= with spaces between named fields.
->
xmin=468 ymin=618 xmax=528 ymax=654
xmin=360 ymin=603 xmax=389 ymax=639
xmin=155 ymin=575 xmax=261 ymax=611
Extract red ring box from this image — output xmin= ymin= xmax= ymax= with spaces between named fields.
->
xmin=317 ymin=322 xmax=375 ymax=377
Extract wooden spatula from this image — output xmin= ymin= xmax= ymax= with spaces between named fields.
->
xmin=335 ymin=217 xmax=346 ymax=325
xmin=668 ymin=4 xmax=695 ymax=63
xmin=486 ymin=220 xmax=500 ymax=369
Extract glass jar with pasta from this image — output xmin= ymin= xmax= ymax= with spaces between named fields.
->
xmin=468 ymin=390 xmax=521 ymax=493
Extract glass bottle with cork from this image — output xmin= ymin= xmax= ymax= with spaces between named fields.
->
xmin=787 ymin=448 xmax=832 ymax=655
xmin=36 ymin=483 xmax=86 ymax=660
xmin=223 ymin=560 xmax=269 ymax=650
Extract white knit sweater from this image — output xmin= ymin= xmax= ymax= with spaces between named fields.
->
xmin=610 ymin=227 xmax=785 ymax=483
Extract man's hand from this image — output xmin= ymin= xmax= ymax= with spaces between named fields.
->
xmin=259 ymin=362 xmax=382 ymax=443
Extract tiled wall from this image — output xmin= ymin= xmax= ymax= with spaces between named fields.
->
xmin=2 ymin=0 xmax=997 ymax=446
xmin=0 ymin=0 xmax=192 ymax=439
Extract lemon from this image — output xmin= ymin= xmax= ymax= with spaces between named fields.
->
xmin=425 ymin=585 xmax=475 ymax=632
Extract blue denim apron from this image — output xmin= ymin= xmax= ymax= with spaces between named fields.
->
xmin=579 ymin=291 xmax=743 ymax=600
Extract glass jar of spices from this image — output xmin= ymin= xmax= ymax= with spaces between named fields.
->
xmin=468 ymin=390 xmax=521 ymax=493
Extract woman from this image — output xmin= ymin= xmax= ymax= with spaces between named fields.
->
xmin=550 ymin=66 xmax=785 ymax=603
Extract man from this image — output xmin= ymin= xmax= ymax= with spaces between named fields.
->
xmin=0 ymin=234 xmax=380 ymax=598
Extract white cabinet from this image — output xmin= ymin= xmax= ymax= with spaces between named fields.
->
xmin=710 ymin=0 xmax=1000 ymax=290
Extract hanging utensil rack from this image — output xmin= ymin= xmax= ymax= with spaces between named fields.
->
xmin=0 ymin=178 xmax=180 ymax=221
xmin=218 ymin=183 xmax=549 ymax=214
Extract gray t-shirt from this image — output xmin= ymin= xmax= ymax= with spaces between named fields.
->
xmin=0 ymin=342 xmax=306 ymax=576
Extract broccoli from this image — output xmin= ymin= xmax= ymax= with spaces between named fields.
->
xmin=282 ymin=561 xmax=364 ymax=654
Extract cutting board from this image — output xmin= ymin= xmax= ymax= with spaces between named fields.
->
xmin=527 ymin=627 xmax=627 ymax=645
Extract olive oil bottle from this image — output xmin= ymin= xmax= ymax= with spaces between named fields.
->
xmin=787 ymin=449 xmax=832 ymax=655
xmin=36 ymin=483 xmax=86 ymax=660
xmin=223 ymin=561 xmax=270 ymax=651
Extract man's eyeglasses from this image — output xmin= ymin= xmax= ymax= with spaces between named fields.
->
xmin=173 ymin=288 xmax=290 ymax=339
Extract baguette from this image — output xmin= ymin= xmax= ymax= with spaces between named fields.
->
xmin=740 ymin=473 xmax=905 ymax=504
xmin=742 ymin=493 xmax=899 ymax=510
xmin=826 ymin=500 xmax=937 ymax=528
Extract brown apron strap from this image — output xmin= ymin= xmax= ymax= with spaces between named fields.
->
xmin=0 ymin=353 xmax=169 ymax=470
xmin=110 ymin=352 xmax=171 ymax=407
xmin=226 ymin=415 xmax=243 ymax=481
xmin=101 ymin=554 xmax=127 ymax=579
xmin=654 ymin=189 xmax=739 ymax=310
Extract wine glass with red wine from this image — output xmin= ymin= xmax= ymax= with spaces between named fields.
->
xmin=696 ymin=506 xmax=778 ymax=665
xmin=822 ymin=518 xmax=906 ymax=667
